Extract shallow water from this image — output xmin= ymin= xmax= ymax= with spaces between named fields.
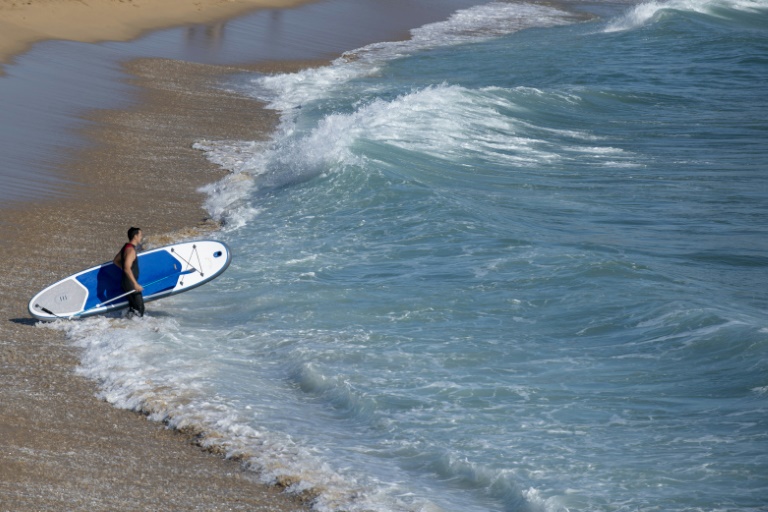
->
xmin=53 ymin=1 xmax=768 ymax=511
xmin=0 ymin=0 xmax=485 ymax=203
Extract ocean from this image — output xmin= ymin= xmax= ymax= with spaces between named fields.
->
xmin=51 ymin=1 xmax=768 ymax=511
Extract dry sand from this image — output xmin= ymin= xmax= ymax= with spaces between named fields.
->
xmin=0 ymin=51 xmax=319 ymax=510
xmin=0 ymin=0 xmax=311 ymax=65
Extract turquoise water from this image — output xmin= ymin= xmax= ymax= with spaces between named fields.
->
xmin=60 ymin=1 xmax=768 ymax=511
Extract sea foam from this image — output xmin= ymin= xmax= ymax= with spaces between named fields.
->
xmin=604 ymin=0 xmax=768 ymax=32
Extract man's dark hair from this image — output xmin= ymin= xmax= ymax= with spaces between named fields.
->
xmin=127 ymin=227 xmax=141 ymax=240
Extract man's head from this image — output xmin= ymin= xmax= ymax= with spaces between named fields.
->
xmin=127 ymin=227 xmax=142 ymax=242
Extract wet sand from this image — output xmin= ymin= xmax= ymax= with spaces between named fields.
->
xmin=0 ymin=56 xmax=317 ymax=510
xmin=0 ymin=0 xmax=488 ymax=508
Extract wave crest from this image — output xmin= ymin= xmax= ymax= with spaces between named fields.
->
xmin=604 ymin=0 xmax=768 ymax=33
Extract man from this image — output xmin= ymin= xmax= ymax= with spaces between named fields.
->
xmin=113 ymin=227 xmax=145 ymax=318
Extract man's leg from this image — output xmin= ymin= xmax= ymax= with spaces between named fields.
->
xmin=126 ymin=292 xmax=145 ymax=317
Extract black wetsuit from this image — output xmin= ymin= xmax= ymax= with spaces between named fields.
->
xmin=120 ymin=243 xmax=145 ymax=317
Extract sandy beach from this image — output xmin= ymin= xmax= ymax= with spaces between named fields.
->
xmin=0 ymin=0 xmax=315 ymax=509
xmin=0 ymin=58 xmax=314 ymax=512
xmin=0 ymin=0 xmax=487 ymax=508
xmin=0 ymin=0 xmax=313 ymax=66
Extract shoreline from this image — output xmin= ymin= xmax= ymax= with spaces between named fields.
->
xmin=0 ymin=55 xmax=319 ymax=511
xmin=0 ymin=0 xmax=492 ymax=508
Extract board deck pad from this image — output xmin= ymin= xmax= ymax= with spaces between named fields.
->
xmin=29 ymin=240 xmax=231 ymax=321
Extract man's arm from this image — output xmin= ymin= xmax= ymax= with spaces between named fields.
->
xmin=122 ymin=247 xmax=144 ymax=292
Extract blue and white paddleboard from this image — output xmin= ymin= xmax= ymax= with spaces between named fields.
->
xmin=28 ymin=240 xmax=232 ymax=321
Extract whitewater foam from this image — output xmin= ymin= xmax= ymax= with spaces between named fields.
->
xmin=193 ymin=140 xmax=270 ymax=229
xmin=252 ymin=2 xmax=576 ymax=111
xmin=43 ymin=315 xmax=397 ymax=512
xmin=604 ymin=0 xmax=768 ymax=33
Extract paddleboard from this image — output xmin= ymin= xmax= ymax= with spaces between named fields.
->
xmin=28 ymin=240 xmax=232 ymax=321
